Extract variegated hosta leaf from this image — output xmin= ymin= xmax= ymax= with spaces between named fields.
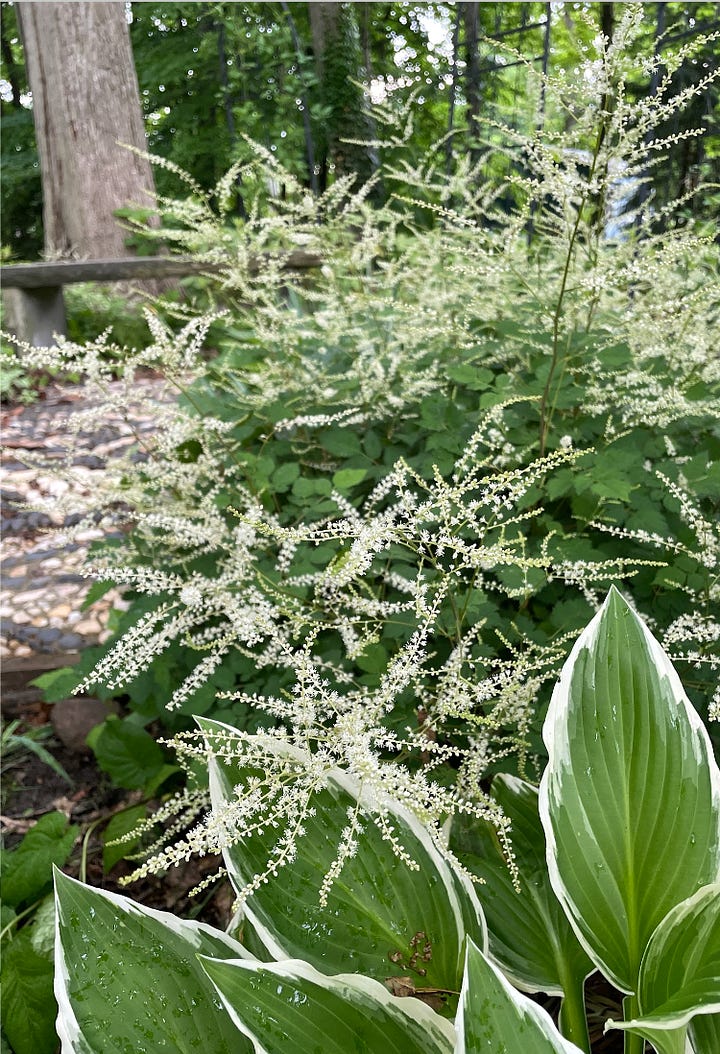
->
xmin=539 ymin=586 xmax=720 ymax=993
xmin=54 ymin=869 xmax=252 ymax=1054
xmin=200 ymin=954 xmax=455 ymax=1054
xmin=200 ymin=716 xmax=486 ymax=990
xmin=605 ymin=883 xmax=720 ymax=1054
xmin=457 ymin=938 xmax=584 ymax=1054
xmin=451 ymin=774 xmax=594 ymax=996
xmin=690 ymin=1012 xmax=720 ymax=1054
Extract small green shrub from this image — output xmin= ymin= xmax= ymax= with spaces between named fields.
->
xmin=25 ymin=8 xmax=719 ymax=805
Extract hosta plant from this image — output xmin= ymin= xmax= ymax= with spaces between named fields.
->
xmin=52 ymin=590 xmax=719 ymax=1053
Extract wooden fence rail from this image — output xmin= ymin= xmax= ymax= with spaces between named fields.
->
xmin=2 ymin=251 xmax=322 ymax=348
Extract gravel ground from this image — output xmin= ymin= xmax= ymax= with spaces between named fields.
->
xmin=1 ymin=377 xmax=173 ymax=661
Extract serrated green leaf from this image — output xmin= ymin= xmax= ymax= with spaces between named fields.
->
xmin=539 ymin=587 xmax=720 ymax=994
xmin=323 ymin=428 xmax=362 ymax=456
xmin=271 ymin=461 xmax=300 ymax=490
xmin=451 ymin=775 xmax=594 ymax=1004
xmin=199 ymin=718 xmax=486 ymax=988
xmin=90 ymin=716 xmax=164 ymax=789
xmin=332 ymin=467 xmax=367 ymax=489
xmin=31 ymin=665 xmax=81 ymax=702
xmin=0 ymin=812 xmax=78 ymax=908
xmin=201 ymin=954 xmax=454 ymax=1054
xmin=457 ymin=938 xmax=584 ymax=1053
xmin=54 ymin=869 xmax=253 ymax=1054
xmin=0 ymin=930 xmax=57 ymax=1054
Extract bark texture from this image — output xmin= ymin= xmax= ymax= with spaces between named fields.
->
xmin=308 ymin=1 xmax=375 ymax=188
xmin=16 ymin=1 xmax=155 ymax=258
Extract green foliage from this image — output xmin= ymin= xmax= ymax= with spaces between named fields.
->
xmin=1 ymin=811 xmax=78 ymax=910
xmin=52 ymin=594 xmax=720 ymax=1052
xmin=1 ymin=932 xmax=57 ymax=1054
xmin=0 ymin=813 xmax=78 ymax=1054
xmin=86 ymin=715 xmax=165 ymax=790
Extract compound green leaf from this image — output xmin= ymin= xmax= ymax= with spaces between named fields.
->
xmin=451 ymin=774 xmax=594 ymax=997
xmin=539 ymin=587 xmax=720 ymax=993
xmin=606 ymin=883 xmax=720 ymax=1051
xmin=201 ymin=954 xmax=454 ymax=1054
xmin=54 ymin=869 xmax=252 ymax=1053
xmin=0 ymin=811 xmax=78 ymax=908
xmin=200 ymin=717 xmax=486 ymax=989
xmin=89 ymin=716 xmax=164 ymax=790
xmin=457 ymin=938 xmax=584 ymax=1053
xmin=0 ymin=931 xmax=57 ymax=1054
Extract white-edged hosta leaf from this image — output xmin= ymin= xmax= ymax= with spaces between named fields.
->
xmin=605 ymin=883 xmax=720 ymax=1047
xmin=200 ymin=954 xmax=455 ymax=1054
xmin=199 ymin=716 xmax=486 ymax=989
xmin=451 ymin=774 xmax=594 ymax=997
xmin=539 ymin=586 xmax=720 ymax=993
xmin=53 ymin=868 xmax=253 ymax=1054
xmin=457 ymin=938 xmax=584 ymax=1053
xmin=690 ymin=1012 xmax=720 ymax=1053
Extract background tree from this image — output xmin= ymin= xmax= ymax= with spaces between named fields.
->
xmin=0 ymin=3 xmax=42 ymax=256
xmin=15 ymin=0 xmax=156 ymax=258
xmin=308 ymin=2 xmax=375 ymax=188
xmin=2 ymin=2 xmax=717 ymax=261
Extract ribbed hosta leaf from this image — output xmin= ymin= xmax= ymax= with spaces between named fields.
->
xmin=539 ymin=586 xmax=720 ymax=993
xmin=200 ymin=717 xmax=486 ymax=990
xmin=457 ymin=938 xmax=584 ymax=1053
xmin=54 ymin=869 xmax=252 ymax=1054
xmin=451 ymin=774 xmax=594 ymax=996
xmin=690 ymin=1012 xmax=720 ymax=1054
xmin=606 ymin=883 xmax=720 ymax=1053
xmin=200 ymin=954 xmax=454 ymax=1054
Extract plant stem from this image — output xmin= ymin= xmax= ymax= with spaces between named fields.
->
xmin=538 ymin=111 xmax=608 ymax=456
xmin=622 ymin=994 xmax=645 ymax=1054
xmin=558 ymin=970 xmax=591 ymax=1053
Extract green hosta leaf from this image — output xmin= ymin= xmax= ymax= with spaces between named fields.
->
xmin=539 ymin=586 xmax=720 ymax=993
xmin=606 ymin=883 xmax=720 ymax=1052
xmin=457 ymin=938 xmax=584 ymax=1053
xmin=0 ymin=930 xmax=57 ymax=1054
xmin=690 ymin=1013 xmax=720 ymax=1054
xmin=201 ymin=954 xmax=455 ymax=1054
xmin=0 ymin=811 xmax=78 ymax=908
xmin=200 ymin=718 xmax=486 ymax=988
xmin=54 ymin=869 xmax=253 ymax=1053
xmin=451 ymin=774 xmax=594 ymax=998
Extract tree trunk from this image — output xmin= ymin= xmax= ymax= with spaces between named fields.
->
xmin=15 ymin=1 xmax=156 ymax=259
xmin=308 ymin=1 xmax=375 ymax=188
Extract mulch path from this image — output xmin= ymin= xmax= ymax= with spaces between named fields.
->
xmin=1 ymin=379 xmax=236 ymax=923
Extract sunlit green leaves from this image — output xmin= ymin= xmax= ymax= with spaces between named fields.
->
xmin=539 ymin=587 xmax=720 ymax=993
xmin=201 ymin=955 xmax=454 ymax=1054
xmin=54 ymin=869 xmax=253 ymax=1053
